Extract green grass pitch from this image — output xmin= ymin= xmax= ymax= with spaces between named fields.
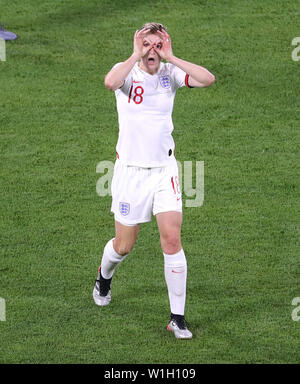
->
xmin=0 ymin=0 xmax=299 ymax=363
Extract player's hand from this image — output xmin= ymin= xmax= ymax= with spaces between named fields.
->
xmin=133 ymin=28 xmax=154 ymax=59
xmin=154 ymin=29 xmax=174 ymax=62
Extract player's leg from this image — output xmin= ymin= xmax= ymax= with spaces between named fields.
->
xmin=93 ymin=158 xmax=154 ymax=307
xmin=101 ymin=220 xmax=139 ymax=280
xmin=113 ymin=220 xmax=140 ymax=256
xmin=93 ymin=221 xmax=139 ymax=307
xmin=156 ymin=211 xmax=192 ymax=339
xmin=156 ymin=212 xmax=186 ymax=319
xmin=156 ymin=211 xmax=182 ymax=255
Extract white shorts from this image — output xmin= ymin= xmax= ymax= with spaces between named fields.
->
xmin=111 ymin=158 xmax=182 ymax=226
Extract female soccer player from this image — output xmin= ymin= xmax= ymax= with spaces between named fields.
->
xmin=93 ymin=22 xmax=215 ymax=339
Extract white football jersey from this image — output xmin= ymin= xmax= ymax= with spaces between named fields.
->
xmin=113 ymin=61 xmax=192 ymax=167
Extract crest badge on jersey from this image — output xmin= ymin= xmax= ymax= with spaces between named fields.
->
xmin=119 ymin=202 xmax=130 ymax=216
xmin=159 ymin=75 xmax=171 ymax=89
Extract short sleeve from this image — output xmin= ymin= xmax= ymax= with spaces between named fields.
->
xmin=111 ymin=62 xmax=133 ymax=95
xmin=169 ymin=64 xmax=193 ymax=90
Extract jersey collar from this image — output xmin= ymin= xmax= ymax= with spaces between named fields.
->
xmin=136 ymin=61 xmax=164 ymax=77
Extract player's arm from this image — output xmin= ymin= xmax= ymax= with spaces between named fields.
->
xmin=104 ymin=28 xmax=154 ymax=91
xmin=104 ymin=54 xmax=138 ymax=91
xmin=155 ymin=30 xmax=215 ymax=88
xmin=168 ymin=56 xmax=215 ymax=88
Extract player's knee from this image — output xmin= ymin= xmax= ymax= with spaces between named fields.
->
xmin=161 ymin=234 xmax=181 ymax=254
xmin=114 ymin=240 xmax=135 ymax=256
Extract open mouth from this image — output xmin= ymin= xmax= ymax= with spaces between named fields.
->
xmin=148 ymin=57 xmax=155 ymax=64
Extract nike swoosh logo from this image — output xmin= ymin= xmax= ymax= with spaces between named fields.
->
xmin=133 ymin=80 xmax=142 ymax=83
xmin=172 ymin=270 xmax=184 ymax=274
xmin=177 ymin=197 xmax=181 ymax=201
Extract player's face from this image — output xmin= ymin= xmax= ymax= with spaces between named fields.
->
xmin=140 ymin=33 xmax=162 ymax=74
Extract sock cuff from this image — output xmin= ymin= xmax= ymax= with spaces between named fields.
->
xmin=104 ymin=238 xmax=127 ymax=262
xmin=163 ymin=249 xmax=187 ymax=268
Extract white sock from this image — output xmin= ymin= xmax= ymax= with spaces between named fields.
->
xmin=100 ymin=238 xmax=127 ymax=279
xmin=164 ymin=249 xmax=187 ymax=316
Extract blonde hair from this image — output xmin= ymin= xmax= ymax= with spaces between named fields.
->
xmin=140 ymin=22 xmax=167 ymax=33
